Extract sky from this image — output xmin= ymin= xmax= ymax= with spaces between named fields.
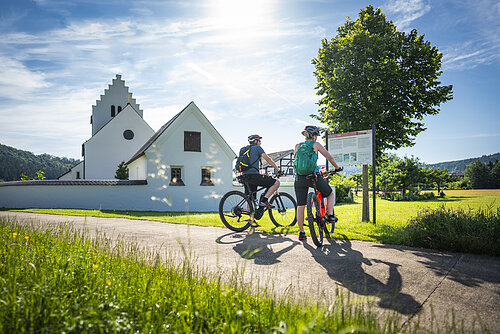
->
xmin=0 ymin=0 xmax=499 ymax=164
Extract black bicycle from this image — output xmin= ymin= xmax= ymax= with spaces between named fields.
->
xmin=218 ymin=174 xmax=297 ymax=232
xmin=306 ymin=168 xmax=342 ymax=247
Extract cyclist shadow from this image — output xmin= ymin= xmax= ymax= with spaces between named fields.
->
xmin=303 ymin=236 xmax=421 ymax=315
xmin=219 ymin=231 xmax=300 ymax=265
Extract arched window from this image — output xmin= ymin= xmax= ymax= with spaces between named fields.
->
xmin=117 ymin=106 xmax=122 ymax=114
xmin=111 ymin=105 xmax=116 ymax=117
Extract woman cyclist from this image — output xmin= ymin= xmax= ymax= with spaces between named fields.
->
xmin=294 ymin=125 xmax=341 ymax=241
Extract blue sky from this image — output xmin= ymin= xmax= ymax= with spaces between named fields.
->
xmin=0 ymin=0 xmax=498 ymax=164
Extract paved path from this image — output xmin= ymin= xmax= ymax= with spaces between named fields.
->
xmin=1 ymin=211 xmax=499 ymax=332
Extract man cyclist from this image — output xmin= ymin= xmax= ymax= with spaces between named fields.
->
xmin=239 ymin=134 xmax=283 ymax=215
xmin=294 ymin=125 xmax=341 ymax=241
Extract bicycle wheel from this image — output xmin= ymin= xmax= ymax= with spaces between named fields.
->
xmin=268 ymin=192 xmax=297 ymax=227
xmin=218 ymin=191 xmax=253 ymax=232
xmin=306 ymin=192 xmax=324 ymax=247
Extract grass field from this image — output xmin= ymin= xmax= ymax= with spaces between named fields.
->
xmin=0 ymin=220 xmax=409 ymax=333
xmin=9 ymin=189 xmax=499 ymax=246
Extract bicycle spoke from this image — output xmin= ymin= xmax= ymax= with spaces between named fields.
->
xmin=218 ymin=191 xmax=253 ymax=232
xmin=268 ymin=193 xmax=297 ymax=227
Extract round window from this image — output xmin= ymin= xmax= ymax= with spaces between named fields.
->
xmin=123 ymin=129 xmax=134 ymax=140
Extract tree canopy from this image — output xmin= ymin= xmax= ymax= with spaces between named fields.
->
xmin=312 ymin=5 xmax=453 ymax=156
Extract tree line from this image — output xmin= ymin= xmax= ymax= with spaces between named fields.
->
xmin=352 ymin=155 xmax=500 ymax=199
xmin=0 ymin=143 xmax=80 ymax=181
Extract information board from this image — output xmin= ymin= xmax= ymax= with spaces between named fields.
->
xmin=327 ymin=130 xmax=373 ymax=166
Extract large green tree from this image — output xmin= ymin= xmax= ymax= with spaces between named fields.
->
xmin=312 ymin=5 xmax=453 ymax=156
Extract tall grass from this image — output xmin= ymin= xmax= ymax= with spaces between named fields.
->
xmin=0 ymin=218 xmax=405 ymax=333
xmin=402 ymin=206 xmax=500 ymax=256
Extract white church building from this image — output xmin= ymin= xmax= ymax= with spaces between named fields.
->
xmin=0 ymin=75 xmax=238 ymax=212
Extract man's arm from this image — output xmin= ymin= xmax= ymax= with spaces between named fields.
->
xmin=261 ymin=152 xmax=281 ymax=173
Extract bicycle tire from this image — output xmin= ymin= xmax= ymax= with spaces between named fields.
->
xmin=218 ymin=190 xmax=253 ymax=232
xmin=306 ymin=192 xmax=324 ymax=247
xmin=268 ymin=192 xmax=297 ymax=227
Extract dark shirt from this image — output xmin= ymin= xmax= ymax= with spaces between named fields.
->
xmin=242 ymin=145 xmax=264 ymax=175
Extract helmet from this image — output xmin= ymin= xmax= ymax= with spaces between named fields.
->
xmin=304 ymin=125 xmax=321 ymax=136
xmin=248 ymin=134 xmax=262 ymax=143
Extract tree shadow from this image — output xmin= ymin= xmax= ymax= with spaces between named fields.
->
xmin=303 ymin=236 xmax=421 ymax=315
xmin=216 ymin=230 xmax=299 ymax=265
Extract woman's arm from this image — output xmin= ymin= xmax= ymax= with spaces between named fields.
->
xmin=314 ymin=142 xmax=340 ymax=169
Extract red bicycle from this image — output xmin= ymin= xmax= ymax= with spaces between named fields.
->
xmin=306 ymin=168 xmax=341 ymax=247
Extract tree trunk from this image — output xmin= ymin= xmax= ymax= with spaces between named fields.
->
xmin=362 ymin=164 xmax=369 ymax=222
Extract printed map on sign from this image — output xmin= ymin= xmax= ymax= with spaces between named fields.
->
xmin=327 ymin=130 xmax=373 ymax=166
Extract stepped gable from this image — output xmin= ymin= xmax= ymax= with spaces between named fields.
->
xmin=91 ymin=74 xmax=143 ymax=136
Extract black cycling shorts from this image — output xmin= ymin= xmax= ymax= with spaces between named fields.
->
xmin=294 ymin=174 xmax=332 ymax=206
xmin=240 ymin=174 xmax=277 ymax=198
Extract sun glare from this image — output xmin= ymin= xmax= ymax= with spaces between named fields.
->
xmin=209 ymin=0 xmax=274 ymax=30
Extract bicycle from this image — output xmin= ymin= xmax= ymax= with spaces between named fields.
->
xmin=218 ymin=173 xmax=297 ymax=232
xmin=306 ymin=168 xmax=342 ymax=247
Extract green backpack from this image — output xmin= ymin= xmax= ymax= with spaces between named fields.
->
xmin=293 ymin=141 xmax=317 ymax=175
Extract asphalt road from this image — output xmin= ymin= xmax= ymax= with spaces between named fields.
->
xmin=1 ymin=211 xmax=499 ymax=332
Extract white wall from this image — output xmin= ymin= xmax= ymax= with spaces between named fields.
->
xmin=128 ymin=155 xmax=147 ymax=180
xmin=0 ymin=181 xmax=295 ymax=212
xmin=143 ymin=106 xmax=236 ymax=211
xmin=84 ymin=105 xmax=154 ymax=179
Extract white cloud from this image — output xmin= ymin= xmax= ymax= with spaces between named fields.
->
xmin=384 ymin=0 xmax=431 ymax=30
xmin=0 ymin=56 xmax=51 ymax=100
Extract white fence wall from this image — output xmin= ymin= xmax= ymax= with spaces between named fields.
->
xmin=0 ymin=180 xmax=296 ymax=212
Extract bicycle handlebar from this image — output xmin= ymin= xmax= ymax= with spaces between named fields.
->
xmin=306 ymin=167 xmax=343 ymax=179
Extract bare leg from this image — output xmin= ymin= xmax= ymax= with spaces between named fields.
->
xmin=326 ymin=191 xmax=335 ymax=216
xmin=264 ymin=180 xmax=280 ymax=199
xmin=297 ymin=205 xmax=306 ymax=233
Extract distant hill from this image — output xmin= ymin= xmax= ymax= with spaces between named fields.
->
xmin=425 ymin=152 xmax=500 ymax=172
xmin=0 ymin=143 xmax=80 ymax=181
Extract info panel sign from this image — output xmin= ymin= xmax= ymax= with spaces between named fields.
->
xmin=327 ymin=130 xmax=373 ymax=166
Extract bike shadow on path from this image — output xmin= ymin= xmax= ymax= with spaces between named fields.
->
xmin=302 ymin=236 xmax=421 ymax=315
xmin=216 ymin=230 xmax=300 ymax=265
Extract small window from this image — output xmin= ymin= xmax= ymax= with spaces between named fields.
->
xmin=170 ymin=167 xmax=185 ymax=186
xmin=111 ymin=105 xmax=116 ymax=117
xmin=117 ymin=106 xmax=122 ymax=114
xmin=184 ymin=131 xmax=201 ymax=152
xmin=123 ymin=129 xmax=134 ymax=140
xmin=76 ymin=171 xmax=81 ymax=179
xmin=201 ymin=168 xmax=214 ymax=186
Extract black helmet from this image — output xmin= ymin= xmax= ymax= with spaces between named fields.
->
xmin=304 ymin=125 xmax=321 ymax=136
xmin=248 ymin=134 xmax=262 ymax=143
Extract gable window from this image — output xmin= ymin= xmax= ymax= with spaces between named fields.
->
xmin=184 ymin=131 xmax=201 ymax=152
xmin=111 ymin=105 xmax=116 ymax=117
xmin=170 ymin=167 xmax=185 ymax=186
xmin=76 ymin=171 xmax=81 ymax=179
xmin=201 ymin=168 xmax=214 ymax=186
xmin=117 ymin=106 xmax=122 ymax=114
xmin=123 ymin=129 xmax=134 ymax=140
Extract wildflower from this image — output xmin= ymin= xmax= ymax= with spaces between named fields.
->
xmin=106 ymin=280 xmax=111 ymax=286
xmin=12 ymin=233 xmax=17 ymax=238
xmin=24 ymin=236 xmax=29 ymax=240
xmin=93 ymin=264 xmax=99 ymax=269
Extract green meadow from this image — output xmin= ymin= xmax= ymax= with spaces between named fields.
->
xmin=1 ymin=219 xmax=410 ymax=333
xmin=1 ymin=190 xmax=497 ymax=333
xmin=9 ymin=189 xmax=500 ymax=255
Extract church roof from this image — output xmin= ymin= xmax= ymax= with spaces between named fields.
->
xmin=126 ymin=101 xmax=235 ymax=165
